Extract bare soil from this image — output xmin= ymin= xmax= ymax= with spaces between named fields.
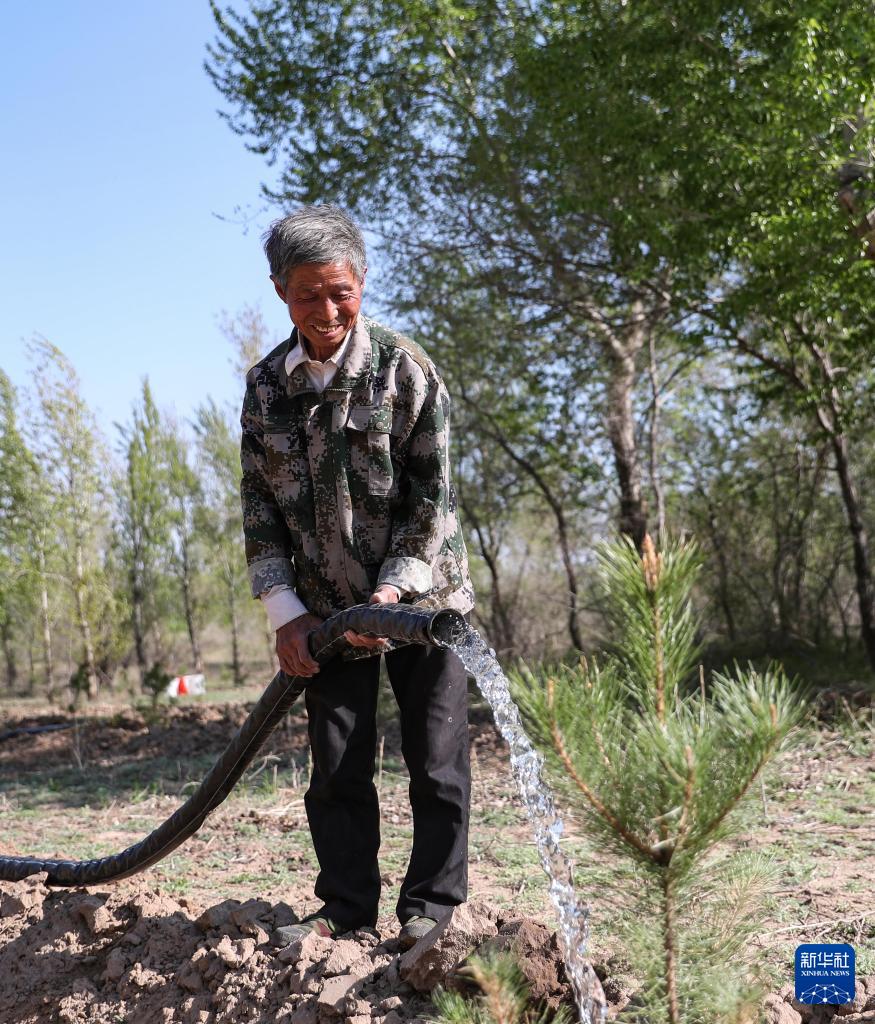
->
xmin=0 ymin=694 xmax=873 ymax=1023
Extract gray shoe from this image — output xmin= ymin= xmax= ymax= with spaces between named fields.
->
xmin=398 ymin=915 xmax=437 ymax=950
xmin=275 ymin=914 xmax=336 ymax=948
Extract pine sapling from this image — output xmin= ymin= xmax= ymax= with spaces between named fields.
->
xmin=514 ymin=535 xmax=803 ymax=1023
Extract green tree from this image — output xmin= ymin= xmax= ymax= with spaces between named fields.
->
xmin=220 ymin=304 xmax=282 ymax=671
xmin=19 ymin=453 xmax=59 ymax=700
xmin=116 ymin=379 xmax=174 ymax=680
xmin=0 ymin=372 xmax=36 ymax=690
xmin=666 ymin=1 xmax=875 ymax=672
xmin=426 ymin=299 xmax=605 ymax=654
xmin=30 ymin=338 xmax=111 ymax=701
xmin=515 ymin=537 xmax=802 ymax=1022
xmin=207 ymin=0 xmax=875 ymax=671
xmin=165 ymin=419 xmax=205 ymax=674
xmin=193 ymin=398 xmax=249 ymax=687
xmin=205 ymin=0 xmax=695 ymax=550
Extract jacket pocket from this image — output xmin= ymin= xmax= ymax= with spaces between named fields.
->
xmin=346 ymin=405 xmax=396 ymax=497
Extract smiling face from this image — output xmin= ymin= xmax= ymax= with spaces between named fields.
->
xmin=273 ymin=261 xmax=365 ymax=360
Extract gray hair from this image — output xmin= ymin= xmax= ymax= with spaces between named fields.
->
xmin=263 ymin=205 xmax=367 ymax=284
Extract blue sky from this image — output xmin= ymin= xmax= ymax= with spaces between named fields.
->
xmin=0 ymin=3 xmax=325 ymax=436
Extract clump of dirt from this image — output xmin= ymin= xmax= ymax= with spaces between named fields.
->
xmin=0 ymin=876 xmax=594 ymax=1024
xmin=763 ymin=980 xmax=875 ymax=1024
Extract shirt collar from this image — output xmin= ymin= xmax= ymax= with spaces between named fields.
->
xmin=285 ymin=324 xmax=354 ymax=377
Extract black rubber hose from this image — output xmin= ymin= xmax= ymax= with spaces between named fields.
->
xmin=0 ymin=603 xmax=465 ymax=886
xmin=0 ymin=723 xmax=76 ymax=744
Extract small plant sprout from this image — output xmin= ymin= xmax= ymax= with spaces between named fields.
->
xmin=433 ymin=953 xmax=573 ymax=1024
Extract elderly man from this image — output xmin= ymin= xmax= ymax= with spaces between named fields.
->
xmin=240 ymin=205 xmax=475 ymax=948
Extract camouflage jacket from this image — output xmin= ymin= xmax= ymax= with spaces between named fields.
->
xmin=240 ymin=315 xmax=474 ymax=620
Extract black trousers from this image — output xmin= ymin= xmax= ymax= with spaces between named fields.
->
xmin=303 ymin=641 xmax=470 ymax=930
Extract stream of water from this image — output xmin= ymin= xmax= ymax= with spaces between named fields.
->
xmin=448 ymin=622 xmax=607 ymax=1024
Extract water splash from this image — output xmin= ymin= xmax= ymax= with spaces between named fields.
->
xmin=448 ymin=622 xmax=607 ymax=1024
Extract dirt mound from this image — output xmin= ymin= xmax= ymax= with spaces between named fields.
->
xmin=0 ymin=876 xmax=591 ymax=1024
xmin=6 ymin=872 xmax=869 ymax=1024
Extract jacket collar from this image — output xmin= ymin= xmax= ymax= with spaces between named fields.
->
xmin=284 ymin=327 xmax=353 ymax=379
xmin=280 ymin=316 xmax=374 ymax=402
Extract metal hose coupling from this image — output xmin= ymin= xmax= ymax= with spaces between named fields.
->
xmin=0 ymin=602 xmax=465 ymax=886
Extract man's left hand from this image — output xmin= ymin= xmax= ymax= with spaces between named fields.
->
xmin=344 ymin=585 xmax=400 ymax=650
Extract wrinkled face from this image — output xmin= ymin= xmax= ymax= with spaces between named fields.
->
xmin=273 ymin=261 xmax=365 ymax=357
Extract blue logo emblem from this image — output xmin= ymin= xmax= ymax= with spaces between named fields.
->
xmin=795 ymin=944 xmax=855 ymax=1005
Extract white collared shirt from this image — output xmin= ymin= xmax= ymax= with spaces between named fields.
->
xmin=284 ymin=327 xmax=352 ymax=393
xmin=261 ymin=326 xmax=400 ymax=629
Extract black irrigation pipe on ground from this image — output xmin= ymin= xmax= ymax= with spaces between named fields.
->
xmin=0 ymin=603 xmax=464 ymax=887
xmin=0 ymin=723 xmax=76 ymax=744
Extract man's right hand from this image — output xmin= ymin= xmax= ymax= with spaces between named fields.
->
xmin=276 ymin=613 xmax=324 ymax=677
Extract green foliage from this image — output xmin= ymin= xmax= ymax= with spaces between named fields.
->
xmin=192 ymin=397 xmax=246 ymax=588
xmin=0 ymin=373 xmax=37 ymax=670
xmin=163 ymin=418 xmax=206 ymax=673
xmin=116 ymin=379 xmax=176 ymax=672
xmin=597 ymin=540 xmax=703 ymax=715
xmin=30 ymin=337 xmax=113 ymax=698
xmin=206 ymin=0 xmax=875 ymax=663
xmin=514 ymin=537 xmax=804 ymax=1022
xmin=193 ymin=398 xmax=250 ymax=686
xmin=68 ymin=663 xmax=91 ymax=697
xmin=141 ymin=662 xmax=172 ymax=709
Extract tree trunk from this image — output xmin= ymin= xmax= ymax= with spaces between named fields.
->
xmin=226 ymin=565 xmax=244 ymax=687
xmin=460 ymin=495 xmax=515 ymax=658
xmin=605 ymin=343 xmax=647 ymax=547
xmin=37 ymin=541 xmax=56 ymax=702
xmin=131 ymin=565 xmax=148 ymax=677
xmin=769 ymin=468 xmax=789 ymax=641
xmin=647 ymin=335 xmax=666 ymax=544
xmin=829 ymin=431 xmax=875 ymax=671
xmin=1 ymin=616 xmax=17 ymax=690
xmin=698 ymin=489 xmax=736 ymax=643
xmin=27 ymin=641 xmax=36 ymax=695
xmin=661 ymin=872 xmax=680 ymax=1024
xmin=180 ymin=535 xmax=204 ymax=673
xmin=73 ymin=537 xmax=99 ymax=700
xmin=806 ymin=340 xmax=875 ymax=673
